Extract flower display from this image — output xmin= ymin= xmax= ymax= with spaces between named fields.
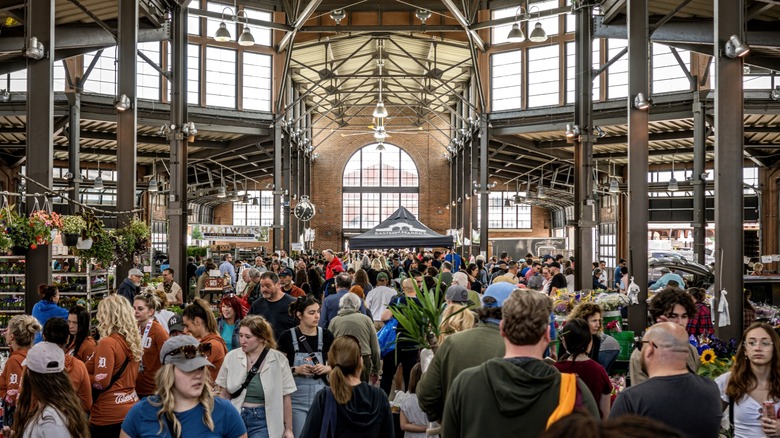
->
xmin=693 ymin=334 xmax=738 ymax=379
xmin=595 ymin=292 xmax=630 ymax=311
xmin=2 ymin=206 xmax=61 ymax=250
xmin=700 ymin=349 xmax=716 ymax=365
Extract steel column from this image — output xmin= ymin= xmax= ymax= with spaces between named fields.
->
xmin=471 ymin=128 xmax=479 ymax=259
xmin=273 ymin=125 xmax=282 ymax=250
xmin=573 ymin=3 xmax=595 ymax=291
xmin=67 ymin=92 xmax=81 ymax=214
xmin=714 ymin=0 xmax=744 ymax=339
xmin=692 ymin=92 xmax=707 ymax=265
xmin=626 ymin=0 xmax=649 ymax=332
xmin=25 ymin=0 xmax=55 ymax=311
xmin=282 ymin=136 xmax=292 ymax=253
xmin=168 ymin=4 xmax=188 ymax=290
xmin=479 ymin=116 xmax=489 ymax=256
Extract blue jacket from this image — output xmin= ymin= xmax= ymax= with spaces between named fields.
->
xmin=217 ymin=317 xmax=242 ymax=351
xmin=117 ymin=277 xmax=139 ymax=304
xmin=31 ymin=299 xmax=69 ymax=344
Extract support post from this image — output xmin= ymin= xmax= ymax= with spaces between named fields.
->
xmin=479 ymin=115 xmax=489 ymax=256
xmin=626 ymin=0 xmax=650 ymax=332
xmin=714 ymin=0 xmax=744 ymax=339
xmin=573 ymin=2 xmax=595 ymax=291
xmin=692 ymin=91 xmax=707 ymax=265
xmin=67 ymin=91 xmax=81 ymax=214
xmin=25 ymin=0 xmax=54 ymax=312
xmin=273 ymin=125 xmax=283 ymax=250
xmin=169 ymin=4 xmax=189 ymax=290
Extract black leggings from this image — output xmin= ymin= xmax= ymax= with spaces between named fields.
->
xmin=380 ymin=347 xmax=418 ymax=395
xmin=90 ymin=422 xmax=123 ymax=438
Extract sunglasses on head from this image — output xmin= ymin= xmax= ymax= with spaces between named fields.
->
xmin=163 ymin=343 xmax=212 ymax=364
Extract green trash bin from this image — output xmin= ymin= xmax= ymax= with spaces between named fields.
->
xmin=614 ymin=331 xmax=635 ymax=361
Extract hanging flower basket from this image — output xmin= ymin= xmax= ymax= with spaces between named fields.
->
xmin=76 ymin=237 xmax=93 ymax=250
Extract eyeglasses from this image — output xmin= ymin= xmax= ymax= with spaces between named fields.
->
xmin=634 ymin=340 xmax=659 ymax=351
xmin=163 ymin=343 xmax=212 ymax=364
xmin=745 ymin=340 xmax=774 ymax=348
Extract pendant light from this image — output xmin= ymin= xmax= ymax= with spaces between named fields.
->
xmin=609 ymin=161 xmax=620 ymax=193
xmin=217 ymin=167 xmax=227 ymax=198
xmin=668 ymin=152 xmax=679 ymax=192
xmin=93 ymin=159 xmax=104 ymax=190
xmin=148 ymin=159 xmax=158 ymax=193
xmin=373 ymin=40 xmax=388 ymax=119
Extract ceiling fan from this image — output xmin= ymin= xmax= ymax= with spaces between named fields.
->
xmin=339 ymin=118 xmax=423 ymax=141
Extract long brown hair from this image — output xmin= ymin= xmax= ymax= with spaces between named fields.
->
xmin=328 ymin=336 xmax=362 ymax=404
xmin=184 ymin=298 xmax=219 ymax=334
xmin=12 ymin=368 xmax=90 ymax=437
xmin=726 ymin=322 xmax=780 ymax=402
xmin=239 ymin=315 xmax=277 ymax=350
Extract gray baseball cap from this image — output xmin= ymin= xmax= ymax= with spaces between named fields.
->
xmin=445 ymin=285 xmax=473 ymax=305
xmin=23 ymin=341 xmax=65 ymax=374
xmin=159 ymin=335 xmax=214 ymax=372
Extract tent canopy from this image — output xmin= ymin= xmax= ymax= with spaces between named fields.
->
xmin=348 ymin=207 xmax=454 ymax=250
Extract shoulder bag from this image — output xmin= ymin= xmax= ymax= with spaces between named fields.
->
xmin=92 ymin=357 xmax=131 ymax=402
xmin=230 ymin=347 xmax=270 ymax=398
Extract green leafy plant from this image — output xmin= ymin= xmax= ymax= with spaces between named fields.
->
xmin=114 ymin=218 xmax=150 ymax=264
xmin=76 ymin=228 xmax=115 ymax=268
xmin=80 ymin=209 xmax=105 ymax=242
xmin=697 ymin=349 xmax=734 ymax=379
xmin=4 ymin=207 xmax=61 ymax=249
xmin=187 ymin=246 xmax=208 ymax=258
xmin=60 ymin=215 xmax=86 ymax=234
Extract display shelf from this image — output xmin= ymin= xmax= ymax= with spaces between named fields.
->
xmin=0 ymin=274 xmax=24 ymax=277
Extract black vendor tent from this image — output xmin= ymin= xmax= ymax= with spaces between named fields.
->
xmin=348 ymin=207 xmax=454 ymax=250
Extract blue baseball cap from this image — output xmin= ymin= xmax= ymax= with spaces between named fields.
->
xmin=483 ymin=282 xmax=517 ymax=308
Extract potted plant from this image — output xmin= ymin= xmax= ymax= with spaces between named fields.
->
xmin=114 ymin=217 xmax=150 ymax=264
xmin=60 ymin=215 xmax=86 ymax=246
xmin=76 ymin=227 xmax=115 ymax=268
xmin=78 ymin=209 xmax=106 ymax=249
xmin=5 ymin=207 xmax=61 ymax=253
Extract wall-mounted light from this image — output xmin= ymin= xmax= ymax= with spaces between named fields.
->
xmin=594 ymin=126 xmax=606 ymax=138
xmin=330 ymin=9 xmax=346 ymax=24
xmin=182 ymin=121 xmax=198 ymax=137
xmin=0 ymin=89 xmax=10 ymax=102
xmin=115 ymin=94 xmax=131 ymax=111
xmin=25 ymin=36 xmax=45 ymax=60
xmin=633 ymin=92 xmax=651 ymax=110
xmin=214 ymin=8 xmax=255 ymax=46
xmin=506 ymin=5 xmax=548 ymax=43
xmin=724 ymin=34 xmax=750 ymax=58
xmin=565 ymin=123 xmax=580 ymax=139
xmin=771 ymin=86 xmax=780 ymax=101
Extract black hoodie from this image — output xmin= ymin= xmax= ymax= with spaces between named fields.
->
xmin=301 ymin=383 xmax=395 ymax=438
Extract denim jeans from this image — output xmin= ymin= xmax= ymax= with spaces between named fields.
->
xmin=241 ymin=406 xmax=269 ymax=438
xmin=291 ymin=379 xmax=324 ymax=438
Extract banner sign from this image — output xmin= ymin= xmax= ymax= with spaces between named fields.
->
xmin=191 ymin=224 xmax=270 ymax=242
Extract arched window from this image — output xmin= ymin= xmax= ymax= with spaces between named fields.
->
xmin=342 ymin=143 xmax=419 ymax=230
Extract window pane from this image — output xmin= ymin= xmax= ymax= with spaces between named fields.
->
xmin=527 ymin=45 xmax=559 ymax=107
xmin=744 ymin=74 xmax=773 ymax=90
xmin=207 ymin=1 xmax=236 ymax=41
xmin=54 ymin=62 xmax=67 ymax=92
xmin=361 ymin=148 xmax=381 ymax=187
xmin=566 ymin=41 xmax=600 ymax=104
xmin=607 ymin=39 xmax=628 ymax=99
xmin=530 ymin=0 xmax=560 ymax=37
xmin=343 ymin=193 xmax=361 ymax=228
xmin=362 ymin=193 xmax=380 ymax=228
xmin=138 ymin=42 xmax=161 ymax=101
xmin=381 ymin=147 xmax=400 ymax=187
xmin=205 ymin=46 xmax=236 ymax=108
xmin=243 ymin=8 xmax=273 ymax=47
xmin=401 ymin=193 xmax=418 ymax=217
xmin=491 ymin=6 xmax=518 ymax=45
xmin=260 ymin=190 xmax=273 ymax=226
xmin=189 ymin=1 xmax=201 ymax=36
xmin=243 ymin=52 xmax=271 ymax=111
xmin=400 ymin=149 xmax=418 ymax=187
xmin=188 ymin=44 xmax=200 ymax=104
xmin=83 ymin=49 xmax=118 ymax=95
xmin=343 ymin=150 xmax=362 ymax=187
xmin=488 ymin=192 xmax=532 ymax=229
xmin=491 ymin=50 xmax=522 ymax=111
xmin=382 ymin=193 xmax=399 ymax=219
xmin=651 ymin=43 xmax=690 ymax=94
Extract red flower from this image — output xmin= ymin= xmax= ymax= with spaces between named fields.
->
xmin=30 ymin=243 xmax=37 ymax=250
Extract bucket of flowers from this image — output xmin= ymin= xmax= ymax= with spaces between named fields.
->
xmin=694 ymin=335 xmax=738 ymax=380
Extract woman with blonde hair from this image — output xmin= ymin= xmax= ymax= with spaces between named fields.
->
xmin=152 ymin=286 xmax=176 ymax=333
xmin=4 ymin=341 xmax=90 ymax=437
xmin=300 ymin=335 xmax=393 ymax=438
xmin=217 ymin=315 xmax=296 ymax=438
xmin=134 ymin=291 xmax=169 ymax=398
xmin=120 ymin=335 xmax=247 ymax=438
xmin=438 ymin=303 xmax=476 ymax=345
xmin=0 ymin=315 xmax=41 ymax=410
xmin=182 ymin=298 xmax=227 ymax=381
xmin=87 ymin=294 xmax=143 ymax=437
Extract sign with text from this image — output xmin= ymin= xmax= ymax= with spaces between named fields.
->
xmin=191 ymin=224 xmax=270 ymax=242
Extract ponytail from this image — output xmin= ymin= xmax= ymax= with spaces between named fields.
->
xmin=327 ymin=336 xmax=362 ymax=405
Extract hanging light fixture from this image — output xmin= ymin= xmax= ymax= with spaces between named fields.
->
xmin=217 ymin=167 xmax=227 ymax=198
xmin=528 ymin=22 xmax=548 ymax=42
xmin=537 ymin=186 xmax=547 ymax=199
xmin=214 ymin=7 xmax=234 ymax=42
xmin=376 ymin=142 xmax=386 ymax=152
xmin=507 ymin=23 xmax=525 ymax=42
xmin=504 ymin=197 xmax=513 ymax=207
xmin=251 ymin=197 xmax=259 ymax=206
xmin=93 ymin=159 xmax=103 ymax=190
xmin=668 ymin=152 xmax=679 ymax=191
xmin=148 ymin=159 xmax=158 ymax=193
xmin=373 ymin=40 xmax=388 ymax=119
xmin=236 ymin=10 xmax=255 ymax=46
xmin=608 ymin=161 xmax=620 ymax=193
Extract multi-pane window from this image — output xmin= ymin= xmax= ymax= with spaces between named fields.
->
xmin=233 ymin=190 xmax=274 ymax=226
xmin=205 ymin=46 xmax=236 ymax=108
xmin=529 ymin=0 xmax=560 ymax=38
xmin=166 ymin=43 xmax=201 ymax=104
xmin=607 ymin=39 xmax=628 ymax=99
xmin=565 ymin=41 xmax=601 ymax=103
xmin=651 ymin=44 xmax=690 ymax=94
xmin=83 ymin=49 xmax=118 ymax=95
xmin=243 ymin=52 xmax=272 ymax=111
xmin=598 ymin=222 xmax=617 ymax=268
xmin=138 ymin=42 xmax=161 ymax=100
xmin=491 ymin=50 xmax=522 ymax=111
xmin=487 ymin=192 xmax=532 ymax=229
xmin=491 ymin=6 xmax=518 ymax=45
xmin=243 ymin=8 xmax=273 ymax=47
xmin=207 ymin=1 xmax=236 ymax=41
xmin=527 ymin=45 xmax=559 ymax=107
xmin=188 ymin=1 xmax=201 ymax=35
xmin=342 ymin=144 xmax=419 ymax=230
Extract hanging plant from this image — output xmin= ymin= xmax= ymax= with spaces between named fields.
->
xmin=80 ymin=209 xmax=106 ymax=242
xmin=114 ymin=218 xmax=150 ymax=264
xmin=60 ymin=215 xmax=86 ymax=235
xmin=3 ymin=207 xmax=61 ymax=250
xmin=76 ymin=228 xmax=115 ymax=268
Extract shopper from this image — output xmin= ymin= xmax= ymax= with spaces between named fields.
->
xmin=716 ymin=322 xmax=780 ymax=437
xmin=152 ymin=287 xmax=176 ymax=333
xmin=218 ymin=294 xmax=246 ymax=351
xmin=278 ymin=296 xmax=334 ymax=438
xmin=67 ymin=304 xmax=97 ymax=362
xmin=400 ymin=363 xmax=434 ymax=438
xmin=300 ymin=335 xmax=394 ymax=438
xmin=328 ymin=293 xmax=380 ymax=383
xmin=216 ymin=315 xmax=296 ymax=438
xmin=182 ymin=298 xmax=228 ymax=382
xmin=0 ymin=315 xmax=41 ymax=410
xmin=133 ymin=291 xmax=170 ymax=398
xmin=31 ymin=284 xmax=68 ymax=344
xmin=87 ymin=294 xmax=143 ymax=437
xmin=4 ymin=341 xmax=90 ymax=437
xmin=43 ymin=317 xmax=92 ymax=412
xmin=120 ymin=335 xmax=247 ymax=438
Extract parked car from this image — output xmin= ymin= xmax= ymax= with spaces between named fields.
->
xmin=648 ymin=256 xmax=713 ymax=289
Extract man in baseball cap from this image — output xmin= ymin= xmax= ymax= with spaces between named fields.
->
xmin=278 ymin=267 xmax=305 ymax=297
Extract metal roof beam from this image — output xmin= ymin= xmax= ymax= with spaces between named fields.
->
xmin=439 ymin=0 xmax=485 ymax=52
xmin=491 ymin=134 xmax=574 ymax=162
xmin=278 ymin=0 xmax=323 ymax=53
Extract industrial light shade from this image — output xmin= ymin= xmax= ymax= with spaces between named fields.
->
xmin=415 ymin=9 xmax=432 ymax=23
xmin=537 ymin=186 xmax=547 ymax=199
xmin=504 ymin=198 xmax=513 ymax=207
xmin=93 ymin=175 xmax=104 ymax=190
xmin=609 ymin=179 xmax=620 ymax=193
xmin=507 ymin=23 xmax=525 ymax=42
xmin=771 ymin=86 xmax=780 ymax=101
xmin=373 ymin=101 xmax=388 ymax=119
xmin=512 ymin=194 xmax=524 ymax=205
xmin=375 ymin=143 xmax=386 ymax=152
xmin=216 ymin=186 xmax=227 ymax=198
xmin=565 ymin=123 xmax=580 ymax=139
xmin=242 ymin=193 xmax=250 ymax=203
xmin=633 ymin=92 xmax=651 ymax=110
xmin=724 ymin=34 xmax=750 ymax=58
xmin=238 ymin=26 xmax=255 ymax=46
xmin=667 ymin=177 xmax=679 ymax=192
xmin=330 ymin=9 xmax=346 ymax=24
xmin=115 ymin=94 xmax=131 ymax=111
xmin=215 ymin=21 xmax=231 ymax=42
xmin=229 ymin=191 xmax=240 ymax=202
xmin=25 ymin=36 xmax=45 ymax=60
xmin=528 ymin=22 xmax=548 ymax=42
xmin=0 ymin=89 xmax=10 ymax=102
xmin=251 ymin=197 xmax=259 ymax=206
xmin=148 ymin=179 xmax=158 ymax=193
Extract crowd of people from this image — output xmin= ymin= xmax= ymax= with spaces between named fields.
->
xmin=0 ymin=248 xmax=766 ymax=437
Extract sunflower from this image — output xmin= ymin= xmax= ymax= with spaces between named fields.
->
xmin=700 ymin=349 xmax=717 ymax=365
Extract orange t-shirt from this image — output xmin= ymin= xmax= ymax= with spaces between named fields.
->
xmin=200 ymin=333 xmax=227 ymax=382
xmin=0 ymin=349 xmax=27 ymax=405
xmin=136 ymin=320 xmax=169 ymax=396
xmin=286 ymin=285 xmax=306 ymax=298
xmin=65 ymin=354 xmax=92 ymax=412
xmin=68 ymin=336 xmax=97 ymax=363
xmin=87 ymin=333 xmax=140 ymax=425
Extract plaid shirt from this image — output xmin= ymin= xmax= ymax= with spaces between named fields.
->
xmin=687 ymin=301 xmax=714 ymax=336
